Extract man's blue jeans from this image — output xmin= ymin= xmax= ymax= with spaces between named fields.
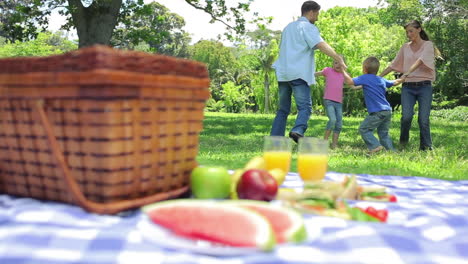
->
xmin=359 ymin=110 xmax=394 ymax=151
xmin=324 ymin=99 xmax=343 ymax=133
xmin=270 ymin=79 xmax=312 ymax=136
xmin=400 ymin=83 xmax=433 ymax=149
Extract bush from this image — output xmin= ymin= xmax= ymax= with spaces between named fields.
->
xmin=431 ymin=106 xmax=468 ymax=122
xmin=205 ymin=98 xmax=226 ymax=112
xmin=0 ymin=32 xmax=76 ymax=57
xmin=432 ymin=99 xmax=459 ymax=110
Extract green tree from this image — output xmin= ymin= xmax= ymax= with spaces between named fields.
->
xmin=220 ymin=81 xmax=248 ymax=113
xmin=244 ymin=27 xmax=281 ymax=113
xmin=3 ymin=0 xmax=257 ymax=48
xmin=111 ymin=2 xmax=191 ymax=57
xmin=0 ymin=0 xmax=49 ymax=42
xmin=190 ymin=40 xmax=237 ymax=101
xmin=377 ymin=0 xmax=424 ymax=26
xmin=230 ymin=47 xmax=262 ymax=112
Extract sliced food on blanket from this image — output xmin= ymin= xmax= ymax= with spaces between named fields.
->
xmin=359 ymin=186 xmax=398 ymax=202
xmin=224 ymin=200 xmax=307 ymax=243
xmin=280 ymin=191 xmax=351 ymax=220
xmin=277 ymin=177 xmax=392 ymax=223
xmin=302 ymin=181 xmax=344 ymax=199
xmin=346 ymin=203 xmax=389 ymax=222
xmin=142 ymin=199 xmax=276 ymax=250
xmin=298 ymin=174 xmax=397 ymax=202
xmin=340 ymin=175 xmax=359 ymax=200
xmin=284 ymin=197 xmax=389 ymax=223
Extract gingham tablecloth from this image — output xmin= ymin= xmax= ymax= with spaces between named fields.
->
xmin=1 ymin=172 xmax=468 ymax=264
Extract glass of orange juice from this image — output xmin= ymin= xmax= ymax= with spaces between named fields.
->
xmin=263 ymin=136 xmax=292 ymax=173
xmin=297 ymin=137 xmax=328 ymax=181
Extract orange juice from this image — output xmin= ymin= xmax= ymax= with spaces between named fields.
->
xmin=297 ymin=154 xmax=328 ymax=181
xmin=263 ymin=151 xmax=292 ymax=173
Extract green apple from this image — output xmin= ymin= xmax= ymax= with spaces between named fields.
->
xmin=190 ymin=166 xmax=231 ymax=199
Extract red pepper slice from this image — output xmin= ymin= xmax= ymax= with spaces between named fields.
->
xmin=302 ymin=204 xmax=326 ymax=212
xmin=365 ymin=206 xmax=378 ymax=216
xmin=372 ymin=194 xmax=398 ymax=203
xmin=388 ymin=194 xmax=397 ymax=202
xmin=362 ymin=206 xmax=388 ymax=222
xmin=375 ymin=209 xmax=388 ymax=222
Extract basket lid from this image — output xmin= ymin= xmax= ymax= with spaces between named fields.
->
xmin=0 ymin=45 xmax=210 ymax=99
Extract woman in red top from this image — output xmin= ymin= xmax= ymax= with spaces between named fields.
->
xmin=380 ymin=20 xmax=438 ymax=151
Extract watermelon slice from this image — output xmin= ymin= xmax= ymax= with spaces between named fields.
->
xmin=224 ymin=200 xmax=307 ymax=243
xmin=142 ymin=199 xmax=276 ymax=251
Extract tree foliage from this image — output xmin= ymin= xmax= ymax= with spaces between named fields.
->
xmin=0 ymin=31 xmax=77 ymax=57
xmin=377 ymin=0 xmax=424 ymax=26
xmin=242 ymin=27 xmax=281 ymax=113
xmin=0 ymin=0 xmax=51 ymax=43
xmin=190 ymin=40 xmax=237 ymax=104
xmin=111 ymin=2 xmax=191 ymax=57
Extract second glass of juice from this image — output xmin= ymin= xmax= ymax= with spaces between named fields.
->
xmin=263 ymin=136 xmax=292 ymax=173
xmin=297 ymin=137 xmax=328 ymax=181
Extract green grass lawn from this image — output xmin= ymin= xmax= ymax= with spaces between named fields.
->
xmin=196 ymin=112 xmax=468 ymax=181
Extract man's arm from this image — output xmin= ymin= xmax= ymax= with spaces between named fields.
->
xmin=315 ymin=42 xmax=347 ymax=69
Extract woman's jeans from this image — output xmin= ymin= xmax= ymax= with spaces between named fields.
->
xmin=359 ymin=110 xmax=394 ymax=151
xmin=324 ymin=99 xmax=343 ymax=133
xmin=400 ymin=83 xmax=433 ymax=150
xmin=270 ymin=79 xmax=312 ymax=136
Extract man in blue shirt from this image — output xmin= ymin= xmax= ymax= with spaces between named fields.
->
xmin=270 ymin=1 xmax=346 ymax=143
xmin=342 ymin=57 xmax=403 ymax=154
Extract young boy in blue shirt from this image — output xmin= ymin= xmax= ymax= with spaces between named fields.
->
xmin=341 ymin=57 xmax=403 ymax=154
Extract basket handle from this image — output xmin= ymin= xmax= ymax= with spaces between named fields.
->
xmin=34 ymin=100 xmax=189 ymax=214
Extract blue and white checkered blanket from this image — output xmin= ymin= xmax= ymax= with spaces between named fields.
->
xmin=1 ymin=172 xmax=468 ymax=264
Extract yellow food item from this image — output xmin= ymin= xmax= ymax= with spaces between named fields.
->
xmin=230 ymin=169 xmax=245 ymax=199
xmin=244 ymin=156 xmax=267 ymax=170
xmin=268 ymin=168 xmax=287 ymax=186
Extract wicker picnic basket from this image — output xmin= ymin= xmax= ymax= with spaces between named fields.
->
xmin=0 ymin=45 xmax=210 ymax=214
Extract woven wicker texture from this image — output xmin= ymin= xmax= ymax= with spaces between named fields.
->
xmin=0 ymin=45 xmax=210 ymax=214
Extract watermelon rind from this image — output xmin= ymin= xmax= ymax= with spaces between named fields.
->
xmin=141 ymin=199 xmax=276 ymax=251
xmin=223 ymin=200 xmax=307 ymax=243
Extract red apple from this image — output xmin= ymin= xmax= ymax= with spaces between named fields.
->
xmin=237 ymin=169 xmax=278 ymax=201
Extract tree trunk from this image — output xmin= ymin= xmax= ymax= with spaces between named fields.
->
xmin=68 ymin=0 xmax=122 ymax=48
xmin=263 ymin=72 xmax=270 ymax=113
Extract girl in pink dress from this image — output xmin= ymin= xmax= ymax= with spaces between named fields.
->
xmin=315 ymin=56 xmax=345 ymax=149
